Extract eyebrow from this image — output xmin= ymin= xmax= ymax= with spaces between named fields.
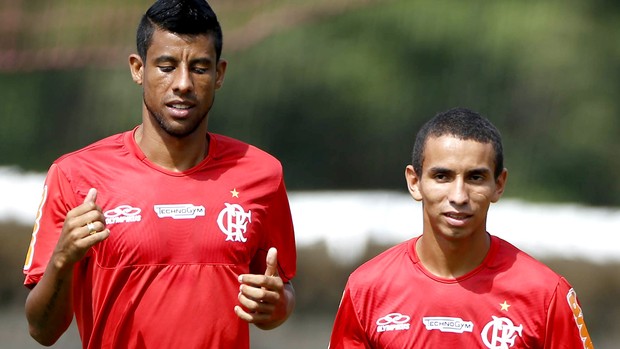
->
xmin=427 ymin=167 xmax=492 ymax=176
xmin=153 ymin=55 xmax=177 ymax=65
xmin=153 ymin=56 xmax=213 ymax=66
xmin=190 ymin=57 xmax=213 ymax=66
xmin=428 ymin=167 xmax=453 ymax=175
xmin=467 ymin=168 xmax=492 ymax=176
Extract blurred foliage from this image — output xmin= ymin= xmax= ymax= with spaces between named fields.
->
xmin=1 ymin=0 xmax=619 ymax=206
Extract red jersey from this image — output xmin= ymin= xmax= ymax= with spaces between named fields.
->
xmin=23 ymin=128 xmax=296 ymax=349
xmin=329 ymin=235 xmax=593 ymax=349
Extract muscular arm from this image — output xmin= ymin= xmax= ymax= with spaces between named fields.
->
xmin=25 ymin=188 xmax=109 ymax=345
xmin=25 ymin=257 xmax=76 ymax=345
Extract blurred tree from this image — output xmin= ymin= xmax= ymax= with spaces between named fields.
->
xmin=1 ymin=0 xmax=619 ymax=205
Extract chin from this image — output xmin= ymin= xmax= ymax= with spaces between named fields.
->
xmin=440 ymin=227 xmax=474 ymax=240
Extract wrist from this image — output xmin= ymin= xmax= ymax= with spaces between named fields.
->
xmin=49 ymin=252 xmax=75 ymax=275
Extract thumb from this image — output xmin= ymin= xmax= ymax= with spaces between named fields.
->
xmin=264 ymin=247 xmax=279 ymax=277
xmin=84 ymin=188 xmax=97 ymax=204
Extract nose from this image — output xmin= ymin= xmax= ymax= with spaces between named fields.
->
xmin=173 ymin=65 xmax=193 ymax=94
xmin=448 ymin=178 xmax=469 ymax=206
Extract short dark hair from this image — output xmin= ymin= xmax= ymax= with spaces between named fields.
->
xmin=136 ymin=0 xmax=223 ymax=61
xmin=412 ymin=107 xmax=504 ymax=179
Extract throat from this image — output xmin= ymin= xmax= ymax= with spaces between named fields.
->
xmin=416 ymin=234 xmax=490 ymax=279
xmin=135 ymin=124 xmax=210 ymax=172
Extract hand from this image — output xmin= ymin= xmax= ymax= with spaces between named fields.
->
xmin=52 ymin=188 xmax=110 ymax=269
xmin=235 ymin=247 xmax=294 ymax=329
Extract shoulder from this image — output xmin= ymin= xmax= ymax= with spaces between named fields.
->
xmin=492 ymin=235 xmax=564 ymax=287
xmin=348 ymin=241 xmax=412 ymax=289
xmin=54 ymin=132 xmax=128 ymax=167
xmin=48 ymin=132 xmax=129 ymax=186
xmin=210 ymin=133 xmax=283 ymax=173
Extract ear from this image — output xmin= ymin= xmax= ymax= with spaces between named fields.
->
xmin=215 ymin=59 xmax=228 ymax=89
xmin=405 ymin=165 xmax=423 ymax=201
xmin=129 ymin=54 xmax=144 ymax=85
xmin=490 ymin=168 xmax=508 ymax=203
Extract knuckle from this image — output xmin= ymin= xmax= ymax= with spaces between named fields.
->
xmin=246 ymin=301 xmax=260 ymax=312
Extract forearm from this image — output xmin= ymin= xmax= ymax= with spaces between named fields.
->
xmin=255 ymin=282 xmax=296 ymax=330
xmin=25 ymin=257 xmax=75 ymax=346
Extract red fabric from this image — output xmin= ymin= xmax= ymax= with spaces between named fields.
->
xmin=329 ymin=235 xmax=593 ymax=349
xmin=24 ymin=128 xmax=296 ymax=349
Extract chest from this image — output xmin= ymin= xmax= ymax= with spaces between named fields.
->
xmin=361 ymin=276 xmax=547 ymax=348
xmin=89 ymin=170 xmax=267 ymax=268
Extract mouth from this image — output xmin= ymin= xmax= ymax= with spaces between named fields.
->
xmin=169 ymin=103 xmax=192 ymax=110
xmin=443 ymin=212 xmax=473 ymax=226
xmin=166 ymin=101 xmax=195 ymax=117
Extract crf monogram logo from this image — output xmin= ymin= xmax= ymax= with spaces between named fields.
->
xmin=481 ymin=316 xmax=523 ymax=349
xmin=217 ymin=203 xmax=252 ymax=242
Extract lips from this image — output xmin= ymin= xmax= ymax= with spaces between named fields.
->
xmin=443 ymin=212 xmax=472 ymax=226
xmin=165 ymin=100 xmax=195 ymax=117
xmin=170 ymin=103 xmax=192 ymax=109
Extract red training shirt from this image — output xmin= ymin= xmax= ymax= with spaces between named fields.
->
xmin=329 ymin=235 xmax=593 ymax=349
xmin=24 ymin=128 xmax=296 ymax=349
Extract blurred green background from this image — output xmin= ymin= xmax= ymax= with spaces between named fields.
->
xmin=2 ymin=0 xmax=620 ymax=205
xmin=1 ymin=0 xmax=619 ymax=348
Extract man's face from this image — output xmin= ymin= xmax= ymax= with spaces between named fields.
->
xmin=130 ymin=28 xmax=227 ymax=138
xmin=406 ymin=135 xmax=507 ymax=241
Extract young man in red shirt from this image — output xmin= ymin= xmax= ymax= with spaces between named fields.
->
xmin=329 ymin=107 xmax=593 ymax=348
xmin=23 ymin=1 xmax=296 ymax=348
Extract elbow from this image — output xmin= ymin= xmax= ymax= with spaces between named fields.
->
xmin=25 ymin=307 xmax=71 ymax=347
xmin=25 ymin=286 xmax=72 ymax=346
xmin=28 ymin=325 xmax=61 ymax=347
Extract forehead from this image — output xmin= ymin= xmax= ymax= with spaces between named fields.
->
xmin=422 ymin=135 xmax=495 ymax=171
xmin=147 ymin=29 xmax=217 ymax=60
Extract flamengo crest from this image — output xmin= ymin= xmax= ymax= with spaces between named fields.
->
xmin=481 ymin=316 xmax=523 ymax=349
xmin=217 ymin=203 xmax=252 ymax=242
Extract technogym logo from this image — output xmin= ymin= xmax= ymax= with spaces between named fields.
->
xmin=423 ymin=317 xmax=474 ymax=333
xmin=154 ymin=204 xmax=206 ymax=219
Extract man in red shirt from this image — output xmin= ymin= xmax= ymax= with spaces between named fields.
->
xmin=329 ymin=107 xmax=593 ymax=348
xmin=23 ymin=1 xmax=296 ymax=348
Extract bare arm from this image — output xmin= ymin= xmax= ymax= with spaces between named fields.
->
xmin=25 ymin=188 xmax=109 ymax=345
xmin=235 ymin=247 xmax=296 ymax=330
xmin=26 ymin=255 xmax=76 ymax=346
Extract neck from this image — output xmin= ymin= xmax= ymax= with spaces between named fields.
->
xmin=416 ymin=231 xmax=490 ymax=279
xmin=134 ymin=123 xmax=209 ymax=172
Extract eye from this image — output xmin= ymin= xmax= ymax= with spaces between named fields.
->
xmin=469 ymin=173 xmax=486 ymax=182
xmin=158 ymin=66 xmax=174 ymax=73
xmin=433 ymin=173 xmax=449 ymax=182
xmin=192 ymin=67 xmax=208 ymax=74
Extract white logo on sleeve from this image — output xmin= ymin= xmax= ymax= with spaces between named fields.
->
xmin=154 ymin=204 xmax=205 ymax=219
xmin=105 ymin=205 xmax=142 ymax=224
xmin=217 ymin=203 xmax=251 ymax=242
xmin=423 ymin=317 xmax=474 ymax=333
xmin=481 ymin=316 xmax=523 ymax=349
xmin=376 ymin=313 xmax=411 ymax=332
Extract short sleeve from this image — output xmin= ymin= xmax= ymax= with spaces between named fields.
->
xmin=249 ymin=177 xmax=296 ymax=282
xmin=23 ymin=163 xmax=76 ymax=287
xmin=544 ymin=278 xmax=594 ymax=349
xmin=329 ymin=285 xmax=372 ymax=349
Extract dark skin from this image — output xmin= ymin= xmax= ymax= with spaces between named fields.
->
xmin=25 ymin=189 xmax=109 ymax=345
xmin=25 ymin=28 xmax=294 ymax=346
